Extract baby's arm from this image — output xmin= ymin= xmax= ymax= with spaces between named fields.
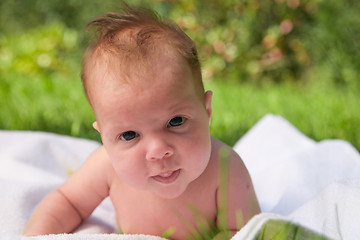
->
xmin=24 ymin=146 xmax=111 ymax=236
xmin=216 ymin=142 xmax=260 ymax=236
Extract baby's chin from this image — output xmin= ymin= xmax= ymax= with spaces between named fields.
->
xmin=151 ymin=180 xmax=190 ymax=199
xmin=153 ymin=185 xmax=188 ymax=199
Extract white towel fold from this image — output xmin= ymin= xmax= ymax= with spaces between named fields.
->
xmin=234 ymin=114 xmax=360 ymax=239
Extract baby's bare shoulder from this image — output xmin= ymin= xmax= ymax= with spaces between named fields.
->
xmin=208 ymin=137 xmax=252 ymax=192
xmin=210 ymin=137 xmax=243 ymax=168
xmin=211 ymin=137 xmax=260 ymax=228
xmin=84 ymin=145 xmax=116 ymax=182
xmin=210 ymin=137 xmax=250 ymax=184
xmin=87 ymin=145 xmax=108 ymax=161
xmin=65 ymin=145 xmax=111 ymax=179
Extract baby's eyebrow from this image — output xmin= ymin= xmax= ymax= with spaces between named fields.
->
xmin=104 ymin=124 xmax=133 ymax=136
xmin=168 ymin=100 xmax=195 ymax=111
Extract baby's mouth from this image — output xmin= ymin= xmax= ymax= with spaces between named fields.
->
xmin=152 ymin=169 xmax=181 ymax=184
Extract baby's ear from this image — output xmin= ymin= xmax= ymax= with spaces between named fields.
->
xmin=204 ymin=90 xmax=213 ymax=118
xmin=93 ymin=121 xmax=101 ymax=133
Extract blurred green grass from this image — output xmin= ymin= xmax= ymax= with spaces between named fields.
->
xmin=0 ymin=73 xmax=97 ymax=139
xmin=207 ymin=80 xmax=360 ymax=149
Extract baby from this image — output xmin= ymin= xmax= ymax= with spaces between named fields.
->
xmin=24 ymin=5 xmax=260 ymax=239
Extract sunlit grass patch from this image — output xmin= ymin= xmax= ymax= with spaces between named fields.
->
xmin=206 ymin=80 xmax=360 ymax=151
xmin=255 ymin=219 xmax=330 ymax=240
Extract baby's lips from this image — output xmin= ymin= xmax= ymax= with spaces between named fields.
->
xmin=152 ymin=169 xmax=181 ymax=184
xmin=158 ymin=170 xmax=175 ymax=177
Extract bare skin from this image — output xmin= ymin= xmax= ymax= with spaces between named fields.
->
xmin=24 ymin=52 xmax=260 ymax=239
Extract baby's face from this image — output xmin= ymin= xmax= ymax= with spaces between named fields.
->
xmin=91 ymin=54 xmax=212 ymax=199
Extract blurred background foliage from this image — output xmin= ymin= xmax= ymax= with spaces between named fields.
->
xmin=0 ymin=0 xmax=359 ymax=149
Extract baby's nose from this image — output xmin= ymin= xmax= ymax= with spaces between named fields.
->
xmin=145 ymin=138 xmax=174 ymax=161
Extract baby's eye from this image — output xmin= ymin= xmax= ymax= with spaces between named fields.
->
xmin=167 ymin=116 xmax=186 ymax=127
xmin=119 ymin=131 xmax=139 ymax=141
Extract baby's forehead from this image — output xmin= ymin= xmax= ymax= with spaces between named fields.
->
xmin=89 ymin=63 xmax=198 ymax=113
xmin=92 ymin=48 xmax=191 ymax=83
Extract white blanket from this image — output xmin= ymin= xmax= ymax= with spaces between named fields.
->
xmin=1 ymin=114 xmax=359 ymax=239
xmin=234 ymin=114 xmax=360 ymax=239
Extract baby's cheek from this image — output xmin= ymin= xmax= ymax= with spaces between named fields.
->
xmin=112 ymin=154 xmax=147 ymax=182
xmin=109 ymin=155 xmax=129 ymax=176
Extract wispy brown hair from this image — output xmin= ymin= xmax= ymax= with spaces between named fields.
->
xmin=81 ymin=5 xmax=203 ymax=105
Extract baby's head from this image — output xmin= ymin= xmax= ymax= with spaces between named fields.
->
xmin=80 ymin=6 xmax=212 ymax=199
